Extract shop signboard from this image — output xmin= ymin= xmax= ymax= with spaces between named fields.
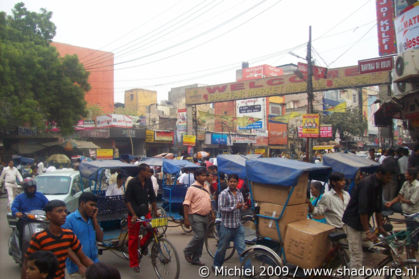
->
xmin=185 ymin=65 xmax=390 ymax=105
xmin=376 ymin=0 xmax=397 ymax=56
xmin=211 ymin=133 xmax=228 ymax=145
xmin=183 ymin=135 xmax=196 ymax=146
xmin=301 ymin=114 xmax=319 ymax=137
xmin=96 ymin=114 xmax=133 ymax=128
xmin=96 ymin=149 xmax=113 ymax=160
xmin=145 ymin=129 xmax=154 ymax=143
xmin=154 ymin=131 xmax=174 ymax=142
xmin=268 ymin=123 xmax=288 ymax=145
xmin=358 ymin=56 xmax=393 ymax=74
xmin=75 ymin=120 xmax=95 ymax=130
xmin=395 ymin=5 xmax=419 ymax=53
xmin=231 ymin=134 xmax=257 ymax=144
xmin=298 ymin=125 xmax=332 ymax=138
xmin=236 ymin=98 xmax=265 ymax=130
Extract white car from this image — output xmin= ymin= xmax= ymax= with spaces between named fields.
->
xmin=35 ymin=169 xmax=90 ymax=212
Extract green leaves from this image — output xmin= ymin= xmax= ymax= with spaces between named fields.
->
xmin=322 ymin=108 xmax=367 ymax=139
xmin=0 ymin=3 xmax=88 ymax=135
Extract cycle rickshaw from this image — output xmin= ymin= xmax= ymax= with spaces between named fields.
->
xmin=79 ymin=160 xmax=180 ymax=279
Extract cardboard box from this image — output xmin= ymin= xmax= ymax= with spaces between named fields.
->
xmin=284 ymin=219 xmax=335 ymax=269
xmin=258 ymin=202 xmax=308 ymax=243
xmin=252 ymin=172 xmax=308 ymax=205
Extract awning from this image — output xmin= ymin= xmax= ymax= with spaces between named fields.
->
xmin=374 ymin=100 xmax=402 ymax=127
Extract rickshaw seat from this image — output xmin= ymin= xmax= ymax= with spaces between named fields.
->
xmin=162 ymin=184 xmax=188 ymax=204
xmin=96 ymin=194 xmax=127 ymax=222
xmin=328 ymin=231 xmax=347 ymax=241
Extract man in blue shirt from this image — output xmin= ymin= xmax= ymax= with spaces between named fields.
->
xmin=63 ymin=192 xmax=103 ymax=278
xmin=11 ymin=178 xmax=49 ymax=217
xmin=12 ymin=177 xmax=49 ymax=249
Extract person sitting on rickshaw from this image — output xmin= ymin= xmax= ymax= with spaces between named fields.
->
xmin=105 ymin=174 xmax=126 ymax=196
xmin=308 ymin=172 xmax=350 ymax=229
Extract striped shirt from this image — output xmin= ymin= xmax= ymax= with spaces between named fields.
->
xmin=26 ymin=229 xmax=81 ymax=279
xmin=218 ymin=188 xmax=244 ymax=228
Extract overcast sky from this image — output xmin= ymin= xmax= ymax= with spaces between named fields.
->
xmin=1 ymin=0 xmax=380 ymax=103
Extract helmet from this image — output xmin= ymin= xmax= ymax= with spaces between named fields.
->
xmin=22 ymin=177 xmax=37 ymax=197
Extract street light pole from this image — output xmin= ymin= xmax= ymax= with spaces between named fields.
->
xmin=306 ymin=26 xmax=314 ymax=162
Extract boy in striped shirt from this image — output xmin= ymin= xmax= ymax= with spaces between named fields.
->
xmin=22 ymin=200 xmax=93 ymax=279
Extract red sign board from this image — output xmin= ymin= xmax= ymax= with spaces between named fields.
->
xmin=297 ymin=62 xmax=328 ymax=79
xmin=375 ymin=0 xmax=397 ymax=56
xmin=240 ymin=64 xmax=283 ymax=81
xmin=358 ymin=56 xmax=393 ymax=74
xmin=154 ymin=131 xmax=174 ymax=142
xmin=298 ymin=126 xmax=332 ymax=138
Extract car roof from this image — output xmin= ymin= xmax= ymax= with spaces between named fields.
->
xmin=37 ymin=169 xmax=79 ymax=177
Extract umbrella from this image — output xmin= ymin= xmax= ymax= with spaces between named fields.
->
xmin=195 ymin=151 xmax=210 ymax=159
xmin=46 ymin=154 xmax=71 ymax=165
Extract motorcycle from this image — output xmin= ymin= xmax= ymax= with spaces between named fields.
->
xmin=7 ymin=209 xmax=48 ymax=265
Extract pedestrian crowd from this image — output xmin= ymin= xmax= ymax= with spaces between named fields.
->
xmin=1 ymin=144 xmax=418 ymax=278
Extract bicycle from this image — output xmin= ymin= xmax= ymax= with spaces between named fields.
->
xmin=205 ymin=213 xmax=255 ymax=261
xmin=98 ymin=216 xmax=180 ymax=279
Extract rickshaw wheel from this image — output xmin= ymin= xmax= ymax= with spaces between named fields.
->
xmin=241 ymin=248 xmax=282 ymax=278
xmin=151 ymin=238 xmax=180 ymax=279
xmin=205 ymin=221 xmax=235 ymax=261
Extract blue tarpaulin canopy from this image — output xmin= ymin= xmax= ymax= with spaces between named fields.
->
xmin=162 ymin=159 xmax=199 ymax=174
xmin=217 ymin=154 xmax=247 ymax=179
xmin=246 ymin=158 xmax=332 ymax=186
xmin=322 ymin=152 xmax=379 ymax=180
xmin=79 ymin=160 xmax=139 ymax=180
xmin=12 ymin=155 xmax=34 ymax=165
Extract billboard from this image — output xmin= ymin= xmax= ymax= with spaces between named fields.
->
xmin=231 ymin=134 xmax=257 ymax=144
xmin=301 ymin=114 xmax=319 ymax=137
xmin=145 ymin=129 xmax=155 ymax=142
xmin=236 ymin=98 xmax=265 ymax=130
xmin=154 ymin=131 xmax=174 ymax=142
xmin=211 ymin=133 xmax=229 ymax=145
xmin=97 ymin=149 xmax=113 ymax=160
xmin=395 ymin=5 xmax=419 ymax=53
xmin=183 ymin=135 xmax=196 ymax=146
xmin=96 ymin=114 xmax=133 ymax=128
xmin=298 ymin=125 xmax=332 ymax=138
xmin=375 ymin=0 xmax=397 ymax=56
xmin=185 ymin=65 xmax=390 ymax=105
xmin=176 ymin=108 xmax=187 ymax=143
xmin=358 ymin=56 xmax=393 ymax=74
xmin=268 ymin=123 xmax=287 ymax=145
xmin=240 ymin=64 xmax=283 ymax=81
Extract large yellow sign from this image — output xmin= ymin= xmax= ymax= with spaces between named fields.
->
xmin=145 ymin=129 xmax=154 ymax=143
xmin=97 ymin=149 xmax=113 ymax=160
xmin=302 ymin=114 xmax=319 ymax=137
xmin=185 ymin=65 xmax=390 ymax=105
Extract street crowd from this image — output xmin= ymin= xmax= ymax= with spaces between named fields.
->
xmin=1 ymin=144 xmax=419 ymax=279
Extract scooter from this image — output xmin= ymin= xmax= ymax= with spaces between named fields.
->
xmin=8 ymin=209 xmax=48 ymax=265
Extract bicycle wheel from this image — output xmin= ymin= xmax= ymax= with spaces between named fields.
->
xmin=241 ymin=248 xmax=282 ymax=279
xmin=151 ymin=238 xmax=180 ymax=279
xmin=205 ymin=222 xmax=235 ymax=261
xmin=384 ymin=261 xmax=419 ymax=279
xmin=155 ymin=207 xmax=168 ymax=236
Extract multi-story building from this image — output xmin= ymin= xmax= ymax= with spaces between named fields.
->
xmin=124 ymin=88 xmax=157 ymax=117
xmin=51 ymin=42 xmax=114 ymax=113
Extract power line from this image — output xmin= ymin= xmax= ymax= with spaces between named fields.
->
xmin=328 ymin=23 xmax=376 ymax=67
xmin=85 ymin=0 xmax=271 ymax=70
xmin=82 ymin=0 xmax=210 ymax=66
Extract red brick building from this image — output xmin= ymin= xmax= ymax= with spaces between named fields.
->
xmin=51 ymin=42 xmax=114 ymax=113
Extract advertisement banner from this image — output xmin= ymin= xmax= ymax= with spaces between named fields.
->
xmin=183 ymin=135 xmax=196 ymax=146
xmin=395 ymin=5 xmax=419 ymax=53
xmin=231 ymin=134 xmax=257 ymax=144
xmin=211 ymin=133 xmax=228 ymax=145
xmin=186 ymin=66 xmax=390 ymax=105
xmin=298 ymin=125 xmax=332 ymax=138
xmin=236 ymin=98 xmax=265 ymax=130
xmin=376 ymin=0 xmax=397 ymax=56
xmin=96 ymin=114 xmax=133 ymax=128
xmin=268 ymin=123 xmax=288 ymax=145
xmin=358 ymin=56 xmax=393 ymax=74
xmin=96 ymin=149 xmax=113 ymax=160
xmin=75 ymin=120 xmax=95 ymax=130
xmin=154 ymin=131 xmax=174 ymax=142
xmin=297 ymin=62 xmax=328 ymax=78
xmin=302 ymin=114 xmax=319 ymax=137
xmin=240 ymin=64 xmax=284 ymax=81
xmin=145 ymin=129 xmax=154 ymax=143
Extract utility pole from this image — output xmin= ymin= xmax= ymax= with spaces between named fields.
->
xmin=306 ymin=26 xmax=314 ymax=162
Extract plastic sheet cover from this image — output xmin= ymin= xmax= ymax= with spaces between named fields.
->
xmin=79 ymin=160 xmax=138 ymax=180
xmin=162 ymin=159 xmax=199 ymax=174
xmin=322 ymin=152 xmax=379 ymax=179
xmin=217 ymin=154 xmax=247 ymax=179
xmin=246 ymin=158 xmax=332 ymax=186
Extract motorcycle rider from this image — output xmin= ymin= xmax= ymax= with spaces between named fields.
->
xmin=11 ymin=178 xmax=49 ymax=248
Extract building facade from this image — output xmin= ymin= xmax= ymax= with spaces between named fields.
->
xmin=124 ymin=88 xmax=157 ymax=117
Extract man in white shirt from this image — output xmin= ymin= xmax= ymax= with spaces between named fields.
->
xmin=149 ymin=169 xmax=159 ymax=196
xmin=397 ymin=148 xmax=409 ymax=178
xmin=37 ymin=161 xmax=45 ymax=174
xmin=308 ymin=172 xmax=350 ymax=229
xmin=106 ymin=174 xmax=126 ymax=196
xmin=0 ymin=160 xmax=23 ymax=207
xmin=177 ymin=169 xmax=195 ymax=186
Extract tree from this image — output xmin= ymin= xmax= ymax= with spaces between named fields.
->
xmin=0 ymin=3 xmax=89 ymax=135
xmin=321 ymin=108 xmax=367 ymax=139
xmin=86 ymin=104 xmax=104 ymax=120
